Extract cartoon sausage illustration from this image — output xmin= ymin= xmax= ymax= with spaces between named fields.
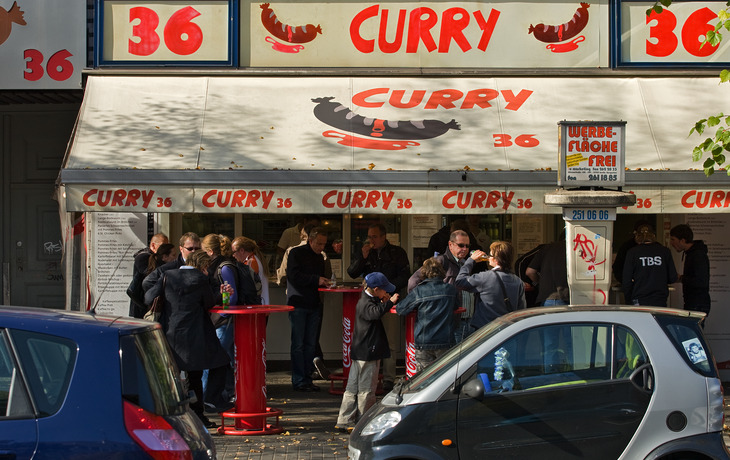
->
xmin=260 ymin=3 xmax=322 ymax=44
xmin=0 ymin=1 xmax=26 ymax=46
xmin=528 ymin=2 xmax=589 ymax=43
xmin=312 ymin=97 xmax=460 ymax=140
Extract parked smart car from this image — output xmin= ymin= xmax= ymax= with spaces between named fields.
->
xmin=0 ymin=306 xmax=216 ymax=459
xmin=349 ymin=305 xmax=729 ymax=460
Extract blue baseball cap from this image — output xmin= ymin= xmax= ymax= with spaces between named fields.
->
xmin=365 ymin=272 xmax=395 ymax=293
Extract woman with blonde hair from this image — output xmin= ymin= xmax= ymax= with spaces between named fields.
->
xmin=455 ymin=241 xmax=526 ymax=330
xmin=232 ymin=236 xmax=270 ymax=304
xmin=200 ymin=233 xmax=240 ymax=410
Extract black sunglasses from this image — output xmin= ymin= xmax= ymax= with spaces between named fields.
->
xmin=453 ymin=243 xmax=469 ymax=248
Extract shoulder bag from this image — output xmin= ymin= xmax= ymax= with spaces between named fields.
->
xmin=493 ymin=270 xmax=514 ymax=311
xmin=144 ymin=275 xmax=166 ymax=322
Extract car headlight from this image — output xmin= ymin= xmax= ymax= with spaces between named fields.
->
xmin=360 ymin=411 xmax=401 ymax=436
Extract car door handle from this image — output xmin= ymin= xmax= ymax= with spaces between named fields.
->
xmin=629 ymin=363 xmax=654 ymax=394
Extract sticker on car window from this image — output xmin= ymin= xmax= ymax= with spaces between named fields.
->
xmin=682 ymin=339 xmax=708 ymax=365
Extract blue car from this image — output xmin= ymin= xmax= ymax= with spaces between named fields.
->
xmin=0 ymin=306 xmax=216 ymax=459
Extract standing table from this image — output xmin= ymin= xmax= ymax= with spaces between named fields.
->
xmin=319 ymin=286 xmax=362 ymax=394
xmin=210 ymin=304 xmax=293 ymax=436
xmin=392 ymin=307 xmax=465 ymax=378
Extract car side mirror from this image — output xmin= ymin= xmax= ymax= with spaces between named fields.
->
xmin=461 ymin=376 xmax=486 ymax=401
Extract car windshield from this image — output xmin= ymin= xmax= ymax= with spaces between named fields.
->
xmin=406 ymin=316 xmax=513 ymax=392
xmin=120 ymin=329 xmax=187 ymax=415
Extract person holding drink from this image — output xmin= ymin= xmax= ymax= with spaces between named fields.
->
xmin=455 ymin=241 xmax=526 ymax=330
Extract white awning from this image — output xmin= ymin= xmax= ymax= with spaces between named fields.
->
xmin=59 ymin=75 xmax=729 ymax=213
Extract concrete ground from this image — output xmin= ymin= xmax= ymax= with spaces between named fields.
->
xmin=210 ymin=362 xmax=350 ymax=460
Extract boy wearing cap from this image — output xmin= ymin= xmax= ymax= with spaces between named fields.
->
xmin=335 ymin=272 xmax=399 ymax=433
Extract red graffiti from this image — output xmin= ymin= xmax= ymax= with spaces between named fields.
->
xmin=572 ymin=232 xmax=605 ymax=272
xmin=572 ymin=232 xmax=607 ymax=304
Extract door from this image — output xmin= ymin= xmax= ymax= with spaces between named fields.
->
xmin=3 ymin=109 xmax=77 ymax=307
xmin=456 ymin=323 xmax=652 ymax=459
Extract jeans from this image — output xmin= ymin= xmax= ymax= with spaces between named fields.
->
xmin=542 ymin=299 xmax=568 ymax=306
xmin=202 ymin=319 xmax=235 ymax=402
xmin=453 ymin=318 xmax=473 ymax=344
xmin=415 ymin=348 xmax=448 ymax=373
xmin=289 ymin=306 xmax=322 ymax=388
xmin=189 ymin=365 xmax=228 ymax=418
xmin=336 ymin=359 xmax=380 ymax=426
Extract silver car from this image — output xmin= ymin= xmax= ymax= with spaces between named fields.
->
xmin=349 ymin=306 xmax=729 ymax=460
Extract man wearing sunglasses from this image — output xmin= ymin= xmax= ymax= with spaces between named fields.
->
xmin=408 ymin=230 xmax=476 ymax=343
xmin=142 ymin=232 xmax=201 ymax=294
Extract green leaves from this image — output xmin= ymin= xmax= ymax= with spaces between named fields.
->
xmin=721 ymin=69 xmax=730 ymax=83
xmin=690 ymin=117 xmax=730 ymax=176
xmin=646 ymin=0 xmax=673 ymax=15
xmin=646 ymin=0 xmax=730 ymax=177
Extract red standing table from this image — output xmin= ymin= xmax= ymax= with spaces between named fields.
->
xmin=210 ymin=304 xmax=293 ymax=436
xmin=391 ymin=307 xmax=465 ymax=378
xmin=319 ymin=286 xmax=362 ymax=395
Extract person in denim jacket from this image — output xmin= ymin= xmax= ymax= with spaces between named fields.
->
xmin=396 ymin=258 xmax=458 ymax=372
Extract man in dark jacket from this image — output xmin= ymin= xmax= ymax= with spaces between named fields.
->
xmin=347 ymin=223 xmax=410 ymax=391
xmin=287 ymin=227 xmax=330 ymax=392
xmin=142 ymin=232 xmax=200 ymax=294
xmin=622 ymin=224 xmax=677 ymax=307
xmin=526 ymin=233 xmax=569 ymax=306
xmin=670 ymin=224 xmax=711 ymax=314
xmin=128 ymin=232 xmax=168 ymax=317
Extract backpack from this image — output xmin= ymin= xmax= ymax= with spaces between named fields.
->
xmin=216 ymin=260 xmax=262 ymax=306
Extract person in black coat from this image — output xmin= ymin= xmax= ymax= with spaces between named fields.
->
xmin=144 ymin=250 xmax=231 ymax=429
xmin=286 ymin=227 xmax=330 ymax=392
xmin=670 ymin=224 xmax=711 ymax=314
xmin=335 ymin=272 xmax=398 ymax=432
xmin=622 ymin=224 xmax=677 ymax=307
xmin=142 ymin=232 xmax=200 ymax=294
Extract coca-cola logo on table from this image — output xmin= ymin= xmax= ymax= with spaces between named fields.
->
xmin=342 ymin=316 xmax=352 ymax=369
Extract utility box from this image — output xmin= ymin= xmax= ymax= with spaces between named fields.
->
xmin=546 ymin=191 xmax=635 ymax=305
xmin=563 ymin=208 xmax=616 ymax=305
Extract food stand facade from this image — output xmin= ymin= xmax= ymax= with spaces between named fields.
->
xmin=55 ymin=0 xmax=730 ymax=370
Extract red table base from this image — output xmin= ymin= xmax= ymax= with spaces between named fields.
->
xmin=319 ymin=286 xmax=362 ymax=395
xmin=218 ymin=407 xmax=283 ymax=435
xmin=210 ymin=305 xmax=293 ymax=436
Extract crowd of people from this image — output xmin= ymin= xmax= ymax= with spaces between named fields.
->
xmin=126 ymin=218 xmax=710 ymax=433
xmin=129 ymin=231 xmax=263 ymax=429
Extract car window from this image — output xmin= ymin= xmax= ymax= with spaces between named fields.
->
xmin=121 ymin=329 xmax=186 ymax=415
xmin=8 ymin=330 xmax=76 ymax=416
xmin=476 ymin=323 xmax=646 ymax=393
xmin=0 ymin=330 xmax=33 ymax=418
xmin=655 ymin=315 xmax=715 ymax=378
xmin=407 ymin=316 xmax=514 ymax=392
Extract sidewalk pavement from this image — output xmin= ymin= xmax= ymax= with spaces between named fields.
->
xmin=210 ymin=362 xmax=350 ymax=460
xmin=210 ymin=362 xmax=730 ymax=460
